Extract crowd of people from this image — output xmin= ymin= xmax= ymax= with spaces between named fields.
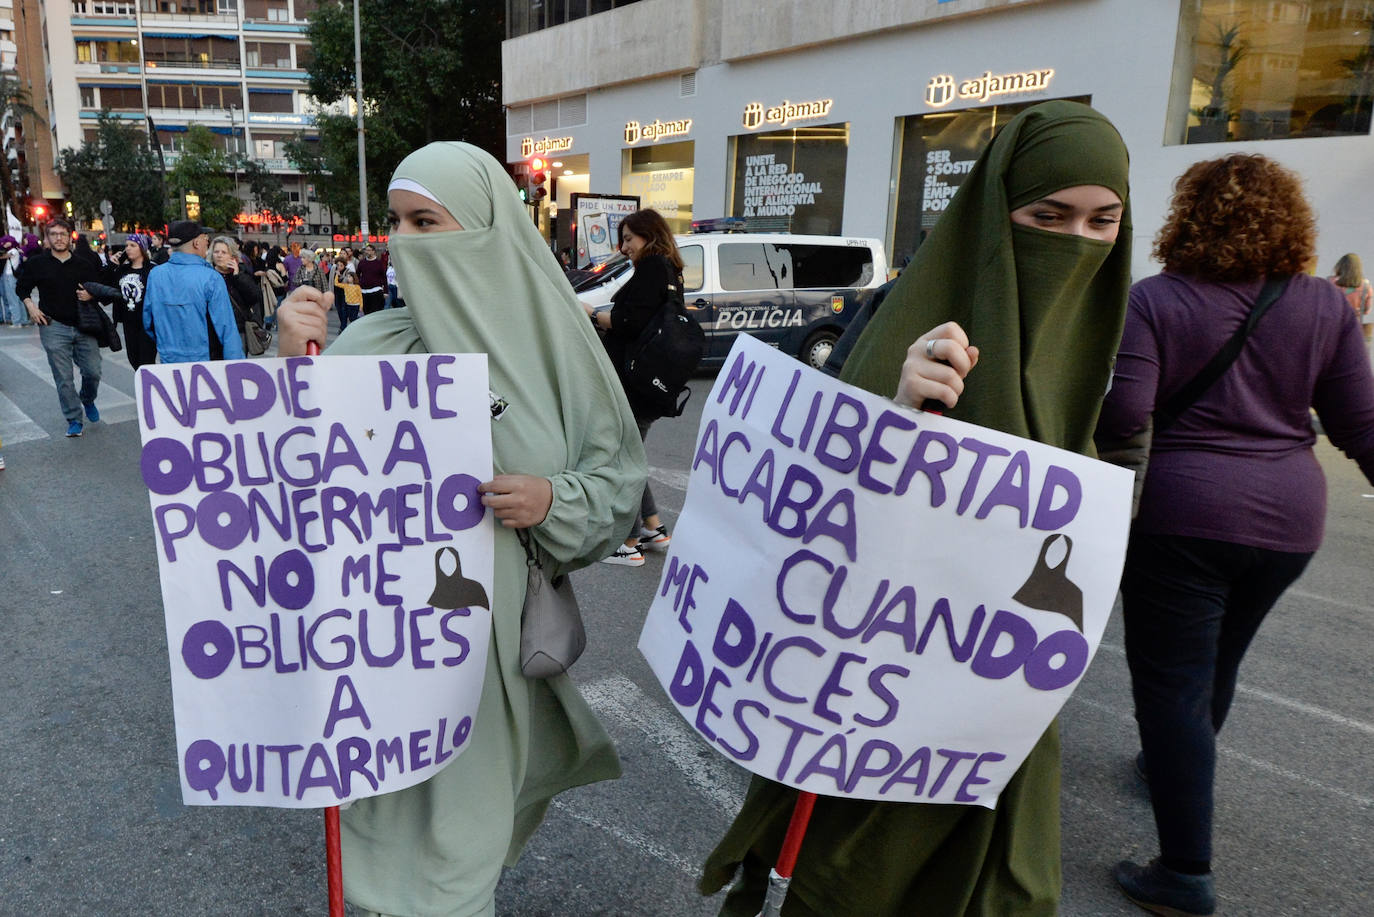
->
xmin=1 ymin=222 xmax=393 ymax=443
xmin=2 ymin=103 xmax=1371 ymax=917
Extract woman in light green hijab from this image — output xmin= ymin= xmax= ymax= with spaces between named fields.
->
xmin=278 ymin=141 xmax=646 ymax=916
xmin=702 ymin=100 xmax=1132 ymax=916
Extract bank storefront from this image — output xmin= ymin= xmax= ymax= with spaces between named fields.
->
xmin=505 ymin=0 xmax=1374 ymax=278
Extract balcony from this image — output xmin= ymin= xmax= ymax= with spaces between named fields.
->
xmin=144 ymin=57 xmax=241 ymax=71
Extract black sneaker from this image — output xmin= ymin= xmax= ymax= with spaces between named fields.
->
xmin=1114 ymin=859 xmax=1215 ymax=916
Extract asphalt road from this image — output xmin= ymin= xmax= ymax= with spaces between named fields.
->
xmin=0 ymin=322 xmax=1370 ymax=916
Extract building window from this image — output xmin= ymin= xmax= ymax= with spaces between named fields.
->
xmin=245 ymin=42 xmax=293 ymax=68
xmin=80 ymin=85 xmax=97 ymax=108
xmin=72 ymin=1 xmax=138 ymax=14
xmin=507 ymin=0 xmax=644 ymax=39
xmin=248 ymin=89 xmax=294 ymax=113
xmin=726 ymin=123 xmax=849 ymax=236
xmin=1168 ymin=0 xmax=1374 ymax=143
xmin=244 ymin=0 xmax=290 ymax=21
xmin=143 ymin=36 xmax=239 ymax=69
xmin=141 ymin=0 xmax=222 ymax=13
xmin=148 ymin=82 xmax=242 ymax=110
xmin=97 ymin=85 xmax=145 ymax=110
xmin=620 ymin=140 xmax=694 ymax=234
xmin=76 ymin=40 xmax=142 ymax=64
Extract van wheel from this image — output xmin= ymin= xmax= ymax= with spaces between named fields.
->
xmin=801 ymin=329 xmax=839 ymax=370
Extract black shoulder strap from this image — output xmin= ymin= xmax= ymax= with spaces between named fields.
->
xmin=1154 ymin=274 xmax=1291 ymax=432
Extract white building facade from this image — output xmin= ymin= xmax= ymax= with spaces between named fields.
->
xmin=37 ymin=0 xmax=336 ymax=240
xmin=502 ymin=0 xmax=1374 ymax=279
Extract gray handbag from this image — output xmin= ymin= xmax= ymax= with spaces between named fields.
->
xmin=517 ymin=529 xmax=586 ymax=678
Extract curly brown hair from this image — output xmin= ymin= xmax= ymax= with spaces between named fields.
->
xmin=1153 ymin=154 xmax=1315 ymax=281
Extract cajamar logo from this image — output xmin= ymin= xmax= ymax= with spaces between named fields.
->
xmin=624 ymin=118 xmax=693 ymax=145
xmin=741 ymin=98 xmax=835 ymax=130
xmin=925 ymin=74 xmax=956 ymax=108
xmin=926 ymin=68 xmax=1055 ymax=108
xmin=520 ymin=135 xmax=574 ymax=158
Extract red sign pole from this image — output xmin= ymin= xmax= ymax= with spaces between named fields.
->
xmin=758 ymin=790 xmax=818 ymax=917
xmin=325 ymin=805 xmax=344 ymax=916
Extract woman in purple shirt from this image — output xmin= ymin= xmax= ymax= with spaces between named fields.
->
xmin=1097 ymin=154 xmax=1374 ymax=916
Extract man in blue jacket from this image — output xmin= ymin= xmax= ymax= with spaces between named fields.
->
xmin=144 ymin=220 xmax=244 ymax=363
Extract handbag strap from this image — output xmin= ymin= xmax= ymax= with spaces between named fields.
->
xmin=1154 ymin=274 xmax=1291 ymax=432
xmin=516 ymin=528 xmax=541 ymax=569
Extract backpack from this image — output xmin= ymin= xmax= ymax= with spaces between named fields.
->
xmin=622 ymin=278 xmax=705 ymax=420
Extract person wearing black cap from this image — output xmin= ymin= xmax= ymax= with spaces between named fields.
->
xmin=143 ymin=220 xmax=244 ymax=363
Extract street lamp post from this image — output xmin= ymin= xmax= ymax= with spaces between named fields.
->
xmin=352 ymin=0 xmax=368 ymax=238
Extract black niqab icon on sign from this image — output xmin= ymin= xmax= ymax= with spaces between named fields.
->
xmin=428 ymin=547 xmax=490 ymax=611
xmin=1013 ymin=533 xmax=1084 ymax=631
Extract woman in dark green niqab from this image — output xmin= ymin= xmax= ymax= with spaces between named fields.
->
xmin=701 ymin=100 xmax=1132 ymax=916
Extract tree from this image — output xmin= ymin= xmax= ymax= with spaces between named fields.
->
xmin=288 ymin=0 xmax=504 ymax=229
xmin=0 ymin=72 xmax=44 ymax=226
xmin=166 ymin=125 xmax=240 ymax=231
xmin=55 ymin=111 xmax=165 ymax=229
xmin=239 ymin=157 xmax=308 ymax=239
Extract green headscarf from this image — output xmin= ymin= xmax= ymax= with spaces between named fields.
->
xmin=841 ymin=100 xmax=1132 ymax=455
xmin=327 ymin=141 xmax=645 ymax=567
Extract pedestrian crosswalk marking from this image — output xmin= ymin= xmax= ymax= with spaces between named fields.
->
xmin=0 ymin=387 xmax=47 ymax=446
xmin=0 ymin=336 xmax=138 ymax=441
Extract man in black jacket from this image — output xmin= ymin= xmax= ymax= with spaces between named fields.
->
xmin=16 ymin=219 xmax=106 ymax=437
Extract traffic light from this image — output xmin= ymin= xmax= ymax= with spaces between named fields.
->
xmin=525 ymin=156 xmax=548 ymax=205
xmin=30 ymin=200 xmax=48 ymax=223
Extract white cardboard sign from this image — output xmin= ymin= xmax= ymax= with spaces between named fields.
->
xmin=639 ymin=335 xmax=1131 ymax=807
xmin=136 ymin=354 xmax=494 ymax=808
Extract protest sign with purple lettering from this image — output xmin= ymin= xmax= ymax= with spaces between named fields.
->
xmin=638 ymin=335 xmax=1132 ymax=808
xmin=137 ymin=355 xmax=494 ymax=808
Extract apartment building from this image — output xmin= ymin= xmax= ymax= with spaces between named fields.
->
xmin=502 ymin=0 xmax=1374 ymax=279
xmin=32 ymin=0 xmax=336 ymax=240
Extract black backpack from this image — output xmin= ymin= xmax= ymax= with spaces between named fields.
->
xmin=622 ymin=278 xmax=705 ymax=420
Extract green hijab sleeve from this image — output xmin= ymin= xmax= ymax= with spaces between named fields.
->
xmin=840 ymin=100 xmax=1132 ymax=455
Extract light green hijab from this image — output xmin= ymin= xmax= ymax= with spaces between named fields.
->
xmin=841 ymin=100 xmax=1132 ymax=455
xmin=328 ymin=141 xmax=645 ymax=567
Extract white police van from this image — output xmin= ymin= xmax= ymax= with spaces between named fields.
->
xmin=576 ymin=232 xmax=889 ymax=370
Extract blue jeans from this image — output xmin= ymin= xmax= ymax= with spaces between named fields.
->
xmin=1 ymin=273 xmax=28 ymax=325
xmin=39 ymin=321 xmax=102 ymax=424
xmin=384 ymin=283 xmax=398 ymax=309
xmin=1121 ymin=532 xmax=1311 ymax=865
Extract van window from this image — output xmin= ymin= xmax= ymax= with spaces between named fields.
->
xmin=718 ymin=243 xmax=795 ymax=291
xmin=681 ymin=244 xmax=704 ymax=292
xmin=777 ymin=243 xmax=874 ymax=289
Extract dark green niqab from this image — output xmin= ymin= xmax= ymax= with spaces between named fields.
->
xmin=841 ymin=99 xmax=1132 ymax=454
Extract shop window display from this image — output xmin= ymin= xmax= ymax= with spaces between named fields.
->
xmin=727 ymin=123 xmax=849 ymax=237
xmin=1168 ymin=0 xmax=1374 ymax=143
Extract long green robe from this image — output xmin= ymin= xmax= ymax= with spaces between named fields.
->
xmin=326 ymin=143 xmax=647 ymax=917
xmin=701 ymin=100 xmax=1133 ymax=916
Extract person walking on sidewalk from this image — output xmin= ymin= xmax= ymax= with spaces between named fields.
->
xmin=143 ymin=220 xmax=244 ymax=364
xmin=585 ymin=208 xmax=681 ymax=567
xmin=1 ymin=236 xmax=29 ymax=327
xmin=82 ymin=234 xmax=157 ymax=369
xmin=15 ymin=219 xmax=106 ymax=437
xmin=356 ymin=243 xmax=388 ymax=315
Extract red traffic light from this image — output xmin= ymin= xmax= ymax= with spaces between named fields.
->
xmin=32 ymin=203 xmax=48 ymax=219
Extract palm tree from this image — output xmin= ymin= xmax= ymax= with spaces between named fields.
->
xmin=0 ymin=72 xmax=46 ymax=227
